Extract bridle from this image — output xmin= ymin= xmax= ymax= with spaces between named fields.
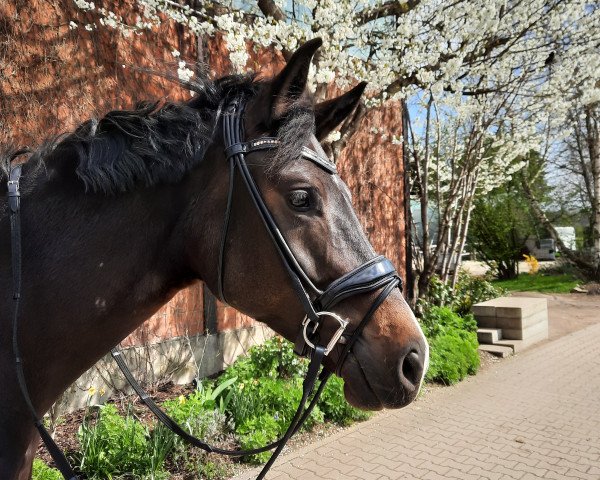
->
xmin=216 ymin=97 xmax=403 ymax=374
xmin=6 ymin=97 xmax=402 ymax=480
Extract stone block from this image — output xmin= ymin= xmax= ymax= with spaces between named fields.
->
xmin=502 ymin=320 xmax=549 ymax=341
xmin=475 ymin=315 xmax=497 ymax=328
xmin=478 ymin=344 xmax=513 ymax=358
xmin=495 ymin=330 xmax=548 ymax=352
xmin=495 ymin=309 xmax=548 ymax=330
xmin=495 ymin=297 xmax=547 ymax=319
xmin=477 ymin=328 xmax=502 ymax=344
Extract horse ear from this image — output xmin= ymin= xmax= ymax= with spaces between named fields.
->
xmin=269 ymin=38 xmax=322 ymax=119
xmin=314 ymin=82 xmax=367 ymax=141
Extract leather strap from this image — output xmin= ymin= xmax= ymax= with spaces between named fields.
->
xmin=225 ymin=137 xmax=337 ymax=174
xmin=109 ymin=344 xmax=329 ymax=461
xmin=7 ymin=163 xmax=80 ymax=480
xmin=315 ymin=256 xmax=400 ymax=309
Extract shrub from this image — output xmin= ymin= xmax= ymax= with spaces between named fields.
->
xmin=162 ymin=377 xmax=236 ymax=432
xmin=421 ymin=306 xmax=480 ymax=385
xmin=420 ymin=271 xmax=506 ymax=317
xmin=76 ymin=403 xmax=169 ymax=479
xmin=32 ymin=459 xmax=62 ymax=480
xmin=236 ymin=413 xmax=281 ymax=464
xmin=247 ymin=336 xmax=307 ymax=378
xmin=318 ymin=376 xmax=371 ymax=426
xmin=221 ymin=337 xmax=307 ymax=384
xmin=227 ymin=377 xmax=323 ymax=433
xmin=213 ymin=336 xmax=373 ymax=463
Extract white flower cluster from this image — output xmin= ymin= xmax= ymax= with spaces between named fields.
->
xmin=177 ymin=61 xmax=194 ymax=82
xmin=73 ymin=0 xmax=599 ymax=195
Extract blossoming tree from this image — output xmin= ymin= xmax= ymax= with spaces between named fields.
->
xmin=72 ymin=0 xmax=600 ymax=296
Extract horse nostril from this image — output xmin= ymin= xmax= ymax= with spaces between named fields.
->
xmin=399 ymin=348 xmax=424 ymax=391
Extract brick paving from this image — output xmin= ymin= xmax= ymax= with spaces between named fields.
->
xmin=235 ymin=322 xmax=600 ymax=479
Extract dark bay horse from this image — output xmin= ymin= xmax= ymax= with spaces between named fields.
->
xmin=0 ymin=39 xmax=428 ymax=479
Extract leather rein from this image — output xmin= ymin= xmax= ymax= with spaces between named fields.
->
xmin=6 ymin=97 xmax=402 ymax=479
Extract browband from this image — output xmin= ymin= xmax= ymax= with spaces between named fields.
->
xmin=225 ymin=137 xmax=337 ymax=174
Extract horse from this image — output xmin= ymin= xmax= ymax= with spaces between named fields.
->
xmin=0 ymin=38 xmax=428 ymax=479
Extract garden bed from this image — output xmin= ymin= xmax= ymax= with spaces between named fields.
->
xmin=35 ymin=272 xmax=504 ymax=479
xmin=34 ymin=337 xmax=372 ymax=480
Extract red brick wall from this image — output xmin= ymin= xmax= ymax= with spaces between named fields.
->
xmin=1 ymin=0 xmax=405 ymax=345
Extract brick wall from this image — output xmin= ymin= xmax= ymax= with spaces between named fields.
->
xmin=1 ymin=0 xmax=406 ymax=346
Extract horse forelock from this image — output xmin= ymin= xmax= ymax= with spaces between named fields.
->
xmin=268 ymin=100 xmax=316 ymax=176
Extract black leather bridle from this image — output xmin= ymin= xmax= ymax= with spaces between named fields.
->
xmin=6 ymin=97 xmax=402 ymax=480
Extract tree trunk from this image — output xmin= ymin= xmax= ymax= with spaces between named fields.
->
xmin=585 ymin=105 xmax=600 ymax=259
xmin=521 ymin=174 xmax=600 ymax=280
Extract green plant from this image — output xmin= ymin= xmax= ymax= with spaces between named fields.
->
xmin=32 ymin=459 xmax=62 ymax=480
xmin=421 ymin=306 xmax=480 ymax=385
xmin=236 ymin=413 xmax=281 ymax=464
xmin=194 ymin=458 xmax=232 ymax=480
xmin=76 ymin=403 xmax=169 ymax=479
xmin=216 ymin=337 xmax=379 ymax=463
xmin=419 ymin=271 xmax=506 ymax=317
xmin=161 ymin=382 xmax=234 ymax=470
xmin=163 ymin=377 xmax=237 ymax=424
xmin=426 ymin=331 xmax=480 ymax=385
xmin=221 ymin=337 xmax=307 ymax=384
xmin=452 ymin=272 xmax=507 ymax=316
xmin=228 ymin=377 xmax=323 ymax=433
xmin=468 ymin=157 xmax=546 ymax=280
xmin=318 ymin=376 xmax=371 ymax=426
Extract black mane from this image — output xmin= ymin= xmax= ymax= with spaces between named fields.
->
xmin=1 ymin=73 xmax=316 ymax=194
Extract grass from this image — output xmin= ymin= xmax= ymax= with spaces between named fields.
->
xmin=493 ymin=273 xmax=580 ymax=293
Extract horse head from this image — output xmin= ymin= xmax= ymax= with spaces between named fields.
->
xmin=190 ymin=39 xmax=428 ymax=410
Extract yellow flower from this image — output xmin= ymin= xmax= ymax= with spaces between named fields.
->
xmin=523 ymin=254 xmax=539 ymax=275
xmin=99 ymin=387 xmax=106 ymax=396
xmin=178 ymin=395 xmax=186 ymax=404
xmin=87 ymin=386 xmax=96 ymax=396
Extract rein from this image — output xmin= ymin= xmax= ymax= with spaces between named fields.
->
xmin=6 ymin=97 xmax=402 ymax=479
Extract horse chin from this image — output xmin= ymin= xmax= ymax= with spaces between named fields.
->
xmin=338 ymin=348 xmax=417 ymax=411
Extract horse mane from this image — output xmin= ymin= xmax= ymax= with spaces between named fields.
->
xmin=1 ymin=72 xmax=316 ymax=195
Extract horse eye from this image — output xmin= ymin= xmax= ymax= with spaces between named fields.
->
xmin=288 ymin=190 xmax=311 ymax=210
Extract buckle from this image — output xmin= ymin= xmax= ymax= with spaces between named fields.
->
xmin=7 ymin=179 xmax=20 ymax=197
xmin=302 ymin=311 xmax=349 ymax=356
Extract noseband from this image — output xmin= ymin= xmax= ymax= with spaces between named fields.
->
xmin=6 ymin=97 xmax=402 ymax=480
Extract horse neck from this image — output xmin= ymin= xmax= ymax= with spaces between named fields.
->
xmin=8 ymin=158 xmax=220 ymax=412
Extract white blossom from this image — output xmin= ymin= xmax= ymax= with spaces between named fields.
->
xmin=177 ymin=61 xmax=194 ymax=82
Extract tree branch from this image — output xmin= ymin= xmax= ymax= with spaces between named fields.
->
xmin=357 ymin=0 xmax=421 ymax=25
xmin=256 ymin=0 xmax=292 ymax=60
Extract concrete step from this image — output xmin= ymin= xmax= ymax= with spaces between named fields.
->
xmin=473 ymin=296 xmax=548 ymax=329
xmin=477 ymin=328 xmax=502 ymax=344
xmin=494 ymin=331 xmax=548 ymax=353
xmin=473 ymin=296 xmax=547 ymax=318
xmin=502 ymin=320 xmax=549 ymax=341
xmin=478 ymin=344 xmax=513 ymax=358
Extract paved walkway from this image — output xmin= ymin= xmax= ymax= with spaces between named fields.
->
xmin=235 ymin=322 xmax=600 ymax=479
